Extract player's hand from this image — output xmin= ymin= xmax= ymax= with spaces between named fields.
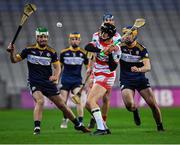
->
xmin=7 ymin=43 xmax=15 ymax=52
xmin=49 ymin=75 xmax=58 ymax=82
xmin=101 ymin=45 xmax=119 ymax=55
xmin=131 ymin=66 xmax=141 ymax=72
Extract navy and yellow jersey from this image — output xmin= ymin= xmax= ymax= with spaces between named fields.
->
xmin=120 ymin=42 xmax=149 ymax=82
xmin=17 ymin=43 xmax=59 ymax=84
xmin=60 ymin=47 xmax=89 ymax=83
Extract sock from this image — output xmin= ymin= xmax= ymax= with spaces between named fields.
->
xmin=78 ymin=116 xmax=83 ymax=123
xmin=91 ymin=108 xmax=105 ymax=130
xmin=34 ymin=120 xmax=41 ymax=128
xmin=63 ymin=114 xmax=67 ymax=120
xmin=72 ymin=118 xmax=80 ymax=126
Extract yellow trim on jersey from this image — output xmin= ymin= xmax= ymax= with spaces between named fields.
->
xmin=60 ymin=47 xmax=86 ymax=54
xmin=26 ymin=43 xmax=56 ymax=53
xmin=136 ymin=42 xmax=145 ymax=51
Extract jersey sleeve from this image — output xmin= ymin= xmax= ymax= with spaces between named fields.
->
xmin=83 ymin=53 xmax=89 ymax=65
xmin=51 ymin=51 xmax=59 ymax=63
xmin=19 ymin=48 xmax=28 ymax=59
xmin=59 ymin=52 xmax=64 ymax=64
xmin=141 ymin=48 xmax=149 ymax=59
xmin=112 ymin=48 xmax=122 ymax=63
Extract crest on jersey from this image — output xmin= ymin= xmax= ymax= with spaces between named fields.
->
xmin=46 ymin=52 xmax=51 ymax=57
xmin=65 ymin=52 xmax=70 ymax=56
xmin=39 ymin=51 xmax=43 ymax=56
xmin=80 ymin=53 xmax=83 ymax=57
xmin=136 ymin=51 xmax=139 ymax=55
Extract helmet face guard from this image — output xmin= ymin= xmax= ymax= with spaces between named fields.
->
xmin=100 ymin=23 xmax=116 ymax=41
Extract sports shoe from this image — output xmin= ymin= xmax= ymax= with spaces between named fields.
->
xmin=60 ymin=118 xmax=69 ymax=128
xmin=88 ymin=118 xmax=96 ymax=129
xmin=133 ymin=109 xmax=141 ymax=126
xmin=106 ymin=128 xmax=111 ymax=134
xmin=33 ymin=127 xmax=40 ymax=135
xmin=157 ymin=123 xmax=165 ymax=131
xmin=74 ymin=123 xmax=91 ymax=133
xmin=91 ymin=129 xmax=108 ymax=135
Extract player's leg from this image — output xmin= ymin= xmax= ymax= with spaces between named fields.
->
xmin=49 ymin=94 xmax=90 ymax=133
xmin=86 ymin=77 xmax=97 ymax=129
xmin=121 ymin=87 xmax=141 ymax=126
xmin=102 ymin=90 xmax=110 ymax=123
xmin=101 ymin=90 xmax=111 ymax=133
xmin=59 ymin=89 xmax=69 ymax=128
xmin=32 ymin=90 xmax=45 ymax=135
xmin=86 ymin=83 xmax=108 ymax=135
xmin=72 ymin=87 xmax=84 ymax=124
xmin=139 ymin=87 xmax=164 ymax=131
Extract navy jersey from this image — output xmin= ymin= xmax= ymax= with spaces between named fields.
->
xmin=120 ymin=42 xmax=149 ymax=82
xmin=60 ymin=47 xmax=88 ymax=83
xmin=18 ymin=43 xmax=59 ymax=84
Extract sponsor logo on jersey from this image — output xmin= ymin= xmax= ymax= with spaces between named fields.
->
xmin=64 ymin=57 xmax=84 ymax=65
xmin=27 ymin=55 xmax=52 ymax=66
xmin=121 ymin=53 xmax=141 ymax=62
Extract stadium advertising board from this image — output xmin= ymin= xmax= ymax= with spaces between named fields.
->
xmin=21 ymin=87 xmax=180 ymax=108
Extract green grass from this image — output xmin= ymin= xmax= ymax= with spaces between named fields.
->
xmin=0 ymin=108 xmax=179 ymax=144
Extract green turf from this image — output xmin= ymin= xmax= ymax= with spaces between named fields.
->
xmin=0 ymin=107 xmax=179 ymax=144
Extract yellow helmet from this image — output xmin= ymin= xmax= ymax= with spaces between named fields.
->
xmin=122 ymin=26 xmax=138 ymax=39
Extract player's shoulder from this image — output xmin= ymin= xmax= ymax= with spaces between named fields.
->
xmin=136 ymin=42 xmax=146 ymax=51
xmin=26 ymin=44 xmax=37 ymax=49
xmin=78 ymin=47 xmax=87 ymax=54
xmin=46 ymin=45 xmax=57 ymax=53
xmin=60 ymin=47 xmax=70 ymax=54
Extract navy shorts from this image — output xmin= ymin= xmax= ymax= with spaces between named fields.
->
xmin=120 ymin=78 xmax=150 ymax=92
xmin=60 ymin=81 xmax=82 ymax=92
xmin=29 ymin=81 xmax=60 ymax=97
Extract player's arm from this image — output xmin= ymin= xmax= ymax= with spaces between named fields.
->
xmin=49 ymin=61 xmax=61 ymax=84
xmin=131 ymin=58 xmax=151 ymax=73
xmin=85 ymin=43 xmax=101 ymax=53
xmin=131 ymin=47 xmax=151 ymax=73
xmin=7 ymin=43 xmax=23 ymax=63
xmin=108 ymin=48 xmax=121 ymax=71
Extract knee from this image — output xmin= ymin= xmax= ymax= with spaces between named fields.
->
xmin=125 ymin=103 xmax=135 ymax=112
xmin=36 ymin=98 xmax=44 ymax=106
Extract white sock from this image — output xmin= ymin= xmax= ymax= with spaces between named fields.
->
xmin=91 ymin=108 xmax=105 ymax=130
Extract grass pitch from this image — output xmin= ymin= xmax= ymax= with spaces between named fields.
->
xmin=0 ymin=107 xmax=179 ymax=144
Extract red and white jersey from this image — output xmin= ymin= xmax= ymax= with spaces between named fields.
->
xmin=90 ymin=32 xmax=122 ymax=90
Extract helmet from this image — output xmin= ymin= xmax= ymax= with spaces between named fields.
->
xmin=69 ymin=32 xmax=81 ymax=39
xmin=103 ymin=13 xmax=114 ymax=22
xmin=122 ymin=26 xmax=138 ymax=39
xmin=36 ymin=27 xmax=49 ymax=36
xmin=100 ymin=23 xmax=116 ymax=40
